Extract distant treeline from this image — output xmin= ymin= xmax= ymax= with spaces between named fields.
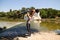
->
xmin=0 ymin=7 xmax=60 ymax=19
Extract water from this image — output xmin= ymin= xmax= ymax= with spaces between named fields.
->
xmin=40 ymin=21 xmax=60 ymax=31
xmin=0 ymin=21 xmax=23 ymax=29
xmin=0 ymin=21 xmax=60 ymax=31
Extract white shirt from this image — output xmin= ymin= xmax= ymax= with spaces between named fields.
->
xmin=31 ymin=12 xmax=41 ymax=21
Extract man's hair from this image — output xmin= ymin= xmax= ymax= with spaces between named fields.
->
xmin=35 ymin=9 xmax=39 ymax=13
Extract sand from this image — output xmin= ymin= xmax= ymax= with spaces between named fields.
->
xmin=14 ymin=32 xmax=60 ymax=40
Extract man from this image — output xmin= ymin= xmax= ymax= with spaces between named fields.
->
xmin=34 ymin=9 xmax=41 ymax=31
xmin=35 ymin=9 xmax=41 ymax=22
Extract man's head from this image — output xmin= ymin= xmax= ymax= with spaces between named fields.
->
xmin=35 ymin=9 xmax=39 ymax=13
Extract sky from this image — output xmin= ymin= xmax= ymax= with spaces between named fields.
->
xmin=0 ymin=0 xmax=60 ymax=12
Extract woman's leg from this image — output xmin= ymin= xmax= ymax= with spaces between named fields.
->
xmin=26 ymin=22 xmax=31 ymax=32
xmin=26 ymin=22 xmax=31 ymax=36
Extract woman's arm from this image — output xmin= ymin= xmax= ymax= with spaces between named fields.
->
xmin=27 ymin=13 xmax=31 ymax=18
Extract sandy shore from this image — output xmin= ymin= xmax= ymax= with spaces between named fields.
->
xmin=13 ymin=32 xmax=60 ymax=40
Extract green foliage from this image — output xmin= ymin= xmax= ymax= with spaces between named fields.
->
xmin=40 ymin=9 xmax=48 ymax=18
xmin=0 ymin=7 xmax=60 ymax=19
xmin=0 ymin=12 xmax=6 ymax=17
xmin=40 ymin=8 xmax=60 ymax=18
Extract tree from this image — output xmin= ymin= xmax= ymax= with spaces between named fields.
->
xmin=21 ymin=7 xmax=26 ymax=19
xmin=0 ymin=12 xmax=6 ymax=17
xmin=57 ymin=11 xmax=60 ymax=17
xmin=10 ymin=9 xmax=12 ymax=12
xmin=21 ymin=7 xmax=26 ymax=12
xmin=30 ymin=7 xmax=35 ymax=10
xmin=40 ymin=9 xmax=47 ymax=18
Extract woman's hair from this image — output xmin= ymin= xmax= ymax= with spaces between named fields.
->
xmin=35 ymin=9 xmax=39 ymax=13
xmin=29 ymin=9 xmax=35 ymax=17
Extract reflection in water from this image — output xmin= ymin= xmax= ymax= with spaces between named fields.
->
xmin=0 ymin=21 xmax=23 ymax=28
xmin=0 ymin=21 xmax=60 ymax=31
xmin=40 ymin=21 xmax=60 ymax=31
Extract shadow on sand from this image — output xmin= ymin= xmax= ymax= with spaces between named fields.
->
xmin=0 ymin=23 xmax=39 ymax=39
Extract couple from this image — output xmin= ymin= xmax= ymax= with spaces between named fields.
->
xmin=24 ymin=9 xmax=41 ymax=36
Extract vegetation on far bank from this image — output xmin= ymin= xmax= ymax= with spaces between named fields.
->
xmin=0 ymin=7 xmax=60 ymax=21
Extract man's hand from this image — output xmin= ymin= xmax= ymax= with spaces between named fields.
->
xmin=36 ymin=19 xmax=41 ymax=21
